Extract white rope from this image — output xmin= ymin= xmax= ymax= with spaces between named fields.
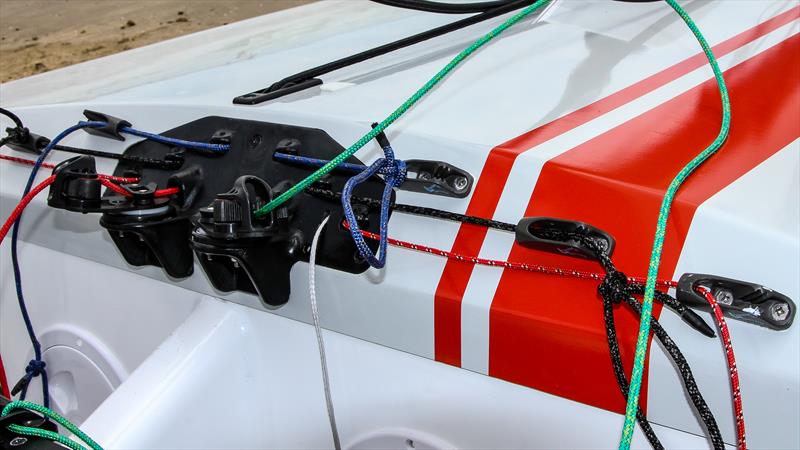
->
xmin=309 ymin=215 xmax=341 ymax=450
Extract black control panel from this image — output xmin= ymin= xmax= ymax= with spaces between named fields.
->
xmin=47 ymin=116 xmax=389 ymax=308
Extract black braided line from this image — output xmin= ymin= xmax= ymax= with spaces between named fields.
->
xmin=602 ymin=293 xmax=664 ymax=450
xmin=621 ymin=295 xmax=725 ymax=450
xmin=305 ymin=186 xmax=516 ymax=232
xmin=1 ymin=114 xmax=179 ymax=170
xmin=557 ymin=229 xmax=723 ymax=450
xmin=305 ymin=189 xmax=722 ymax=449
xmin=51 ymin=144 xmax=182 ymax=170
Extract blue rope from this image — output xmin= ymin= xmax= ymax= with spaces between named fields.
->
xmin=5 ymin=119 xmax=225 ymax=404
xmin=119 ymin=127 xmax=229 ymax=152
xmin=273 ymin=151 xmax=406 ymax=177
xmin=10 ymin=121 xmax=105 ymax=407
xmin=341 ymin=144 xmax=406 ymax=269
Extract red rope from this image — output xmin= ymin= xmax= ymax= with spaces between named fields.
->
xmin=0 ymin=154 xmax=55 ymax=169
xmin=98 ymin=179 xmax=179 ymax=198
xmin=1 ymin=153 xmax=140 ymax=184
xmin=99 ymin=178 xmax=132 ymax=197
xmin=154 ymin=186 xmax=180 ymax=198
xmin=696 ymin=286 xmax=747 ymax=450
xmin=346 ymin=222 xmax=677 ymax=288
xmin=0 ymin=351 xmax=9 ymax=399
xmin=0 ymin=175 xmax=57 ymax=246
xmin=2 ymin=153 xmax=181 ymax=198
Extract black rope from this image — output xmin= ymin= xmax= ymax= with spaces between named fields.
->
xmin=370 ymin=0 xmax=518 ymax=14
xmin=0 ymin=107 xmax=24 ymax=129
xmin=306 ymin=186 xmax=516 ymax=232
xmin=233 ymin=0 xmax=537 ymax=104
xmin=602 ymin=292 xmax=664 ymax=450
xmin=49 ymin=144 xmax=183 ymax=170
xmin=309 ymin=184 xmax=723 ymax=449
xmin=565 ymin=232 xmax=725 ymax=450
xmin=0 ymin=110 xmax=182 ymax=170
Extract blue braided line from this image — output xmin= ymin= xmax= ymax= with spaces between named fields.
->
xmin=119 ymin=127 xmax=229 ymax=152
xmin=10 ymin=121 xmax=105 ymax=407
xmin=273 ymin=151 xmax=398 ymax=175
xmin=341 ymin=145 xmax=405 ymax=269
xmin=274 ymin=152 xmax=366 ymax=173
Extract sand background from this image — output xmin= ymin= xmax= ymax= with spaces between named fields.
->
xmin=0 ymin=0 xmax=313 ymax=82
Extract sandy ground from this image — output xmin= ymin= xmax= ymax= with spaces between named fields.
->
xmin=0 ymin=0 xmax=314 ymax=82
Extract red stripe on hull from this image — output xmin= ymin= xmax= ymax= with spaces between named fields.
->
xmin=488 ymin=34 xmax=800 ymax=413
xmin=434 ymin=6 xmax=799 ymax=367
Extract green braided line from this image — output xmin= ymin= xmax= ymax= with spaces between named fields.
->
xmin=6 ymin=424 xmax=88 ymax=450
xmin=2 ymin=400 xmax=104 ymax=450
xmin=254 ymin=0 xmax=552 ymax=217
xmin=619 ymin=1 xmax=731 ymax=448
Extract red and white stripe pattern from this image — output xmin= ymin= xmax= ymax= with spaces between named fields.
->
xmin=432 ymin=2 xmax=799 ymax=417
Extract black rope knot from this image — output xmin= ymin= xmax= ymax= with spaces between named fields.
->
xmin=599 ymin=270 xmax=629 ymax=304
xmin=4 ymin=125 xmax=29 ymax=143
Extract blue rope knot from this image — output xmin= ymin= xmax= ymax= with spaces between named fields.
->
xmin=25 ymin=359 xmax=46 ymax=377
xmin=342 ymin=144 xmax=406 ymax=269
xmin=12 ymin=359 xmax=47 ymax=399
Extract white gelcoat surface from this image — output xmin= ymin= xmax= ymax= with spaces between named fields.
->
xmin=80 ymin=297 xmax=725 ymax=450
xmin=653 ymin=143 xmax=800 ymax=450
xmin=0 ymin=0 xmax=797 ymax=448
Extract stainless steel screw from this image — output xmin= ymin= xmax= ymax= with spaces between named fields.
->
xmin=10 ymin=437 xmax=28 ymax=447
xmin=714 ymin=289 xmax=734 ymax=306
xmin=417 ymin=171 xmax=432 ymax=181
xmin=453 ymin=176 xmax=469 ymax=192
xmin=770 ymin=302 xmax=790 ymax=322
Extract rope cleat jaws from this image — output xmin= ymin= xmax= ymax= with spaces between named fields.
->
xmin=82 ymin=109 xmax=132 ymax=141
xmin=514 ymin=217 xmax=616 ymax=259
xmin=190 ymin=175 xmax=302 ymax=308
xmin=3 ymin=127 xmax=50 ymax=156
xmin=46 ymin=155 xmax=169 ymax=213
xmin=401 ymin=159 xmax=473 ymax=198
xmin=677 ymin=273 xmax=796 ymax=330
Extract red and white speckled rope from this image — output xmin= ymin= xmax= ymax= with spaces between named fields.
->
xmin=348 ymin=222 xmax=677 ymax=289
xmin=696 ymin=286 xmax=747 ymax=450
xmin=1 ymin=153 xmax=178 ymax=197
xmin=0 ymin=153 xmax=139 ymax=184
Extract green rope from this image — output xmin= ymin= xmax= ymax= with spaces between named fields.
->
xmin=254 ymin=0 xmax=553 ymax=217
xmin=619 ymin=1 xmax=731 ymax=448
xmin=6 ymin=425 xmax=87 ymax=450
xmin=2 ymin=400 xmax=104 ymax=450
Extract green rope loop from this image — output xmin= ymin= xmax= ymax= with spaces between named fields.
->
xmin=2 ymin=400 xmax=104 ymax=450
xmin=254 ymin=0 xmax=553 ymax=217
xmin=619 ymin=1 xmax=731 ymax=448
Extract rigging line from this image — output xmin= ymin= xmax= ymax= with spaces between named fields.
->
xmin=696 ymin=286 xmax=747 ymax=450
xmin=370 ymin=0 xmax=520 ymax=14
xmin=8 ymin=121 xmax=106 ymax=407
xmin=234 ymin=0 xmax=542 ymax=104
xmin=346 ymin=222 xmax=677 ymax=288
xmin=308 ymin=215 xmax=342 ymax=450
xmin=621 ymin=1 xmax=731 ymax=446
xmin=352 ymin=223 xmax=722 ymax=448
xmin=254 ymin=0 xmax=553 ymax=215
xmin=2 ymin=400 xmax=104 ymax=450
